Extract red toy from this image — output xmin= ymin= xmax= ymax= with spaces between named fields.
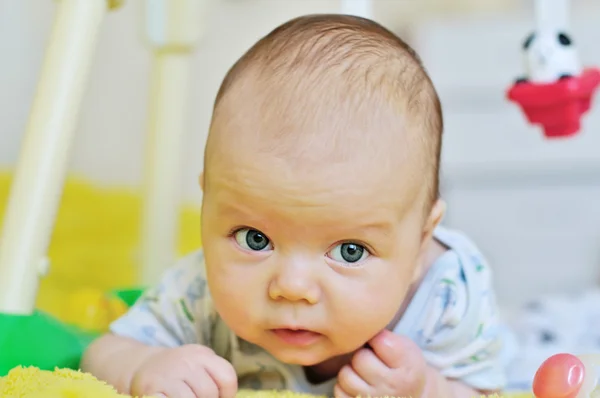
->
xmin=506 ymin=0 xmax=599 ymax=139
xmin=532 ymin=352 xmax=600 ymax=398
xmin=507 ymin=69 xmax=600 ymax=138
xmin=532 ymin=353 xmax=585 ymax=398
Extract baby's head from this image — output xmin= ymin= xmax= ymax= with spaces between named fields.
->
xmin=200 ymin=14 xmax=444 ymax=366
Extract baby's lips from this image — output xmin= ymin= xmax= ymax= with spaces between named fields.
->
xmin=532 ymin=353 xmax=585 ymax=398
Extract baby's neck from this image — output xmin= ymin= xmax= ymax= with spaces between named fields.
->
xmin=303 ymin=352 xmax=353 ymax=384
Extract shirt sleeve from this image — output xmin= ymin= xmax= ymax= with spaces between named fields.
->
xmin=109 ymin=250 xmax=217 ymax=348
xmin=393 ymin=227 xmax=518 ymax=392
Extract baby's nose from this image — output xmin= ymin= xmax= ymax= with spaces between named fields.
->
xmin=268 ymin=261 xmax=320 ymax=304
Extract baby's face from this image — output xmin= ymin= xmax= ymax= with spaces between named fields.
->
xmin=201 ymin=97 xmax=434 ymax=366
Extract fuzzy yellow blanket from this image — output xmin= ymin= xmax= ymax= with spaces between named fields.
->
xmin=0 ymin=366 xmax=533 ymax=398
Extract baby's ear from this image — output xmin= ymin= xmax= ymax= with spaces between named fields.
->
xmin=199 ymin=172 xmax=205 ymax=191
xmin=412 ymin=199 xmax=446 ymax=283
xmin=424 ymin=199 xmax=446 ymax=236
xmin=422 ymin=198 xmax=446 ymax=244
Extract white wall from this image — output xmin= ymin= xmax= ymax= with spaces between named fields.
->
xmin=0 ymin=0 xmax=349 ymax=204
xmin=2 ymin=0 xmax=600 ymax=310
xmin=417 ymin=5 xmax=600 ymax=310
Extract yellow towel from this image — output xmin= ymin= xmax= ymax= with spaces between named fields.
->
xmin=0 ymin=366 xmax=532 ymax=398
xmin=0 ymin=171 xmax=202 ymax=330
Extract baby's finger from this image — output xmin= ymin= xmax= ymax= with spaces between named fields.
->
xmin=205 ymin=355 xmax=239 ymax=398
xmin=351 ymin=347 xmax=388 ymax=384
xmin=369 ymin=329 xmax=425 ymax=369
xmin=337 ymin=364 xmax=372 ymax=397
xmin=158 ymin=380 xmax=197 ymax=398
xmin=333 ymin=383 xmax=355 ymax=398
xmin=185 ymin=369 xmax=220 ymax=398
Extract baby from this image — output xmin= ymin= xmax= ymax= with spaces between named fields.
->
xmin=82 ymin=14 xmax=515 ymax=398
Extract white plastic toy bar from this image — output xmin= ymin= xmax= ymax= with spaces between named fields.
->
xmin=139 ymin=0 xmax=213 ymax=285
xmin=0 ymin=0 xmax=209 ymax=315
xmin=0 ymin=0 xmax=112 ymax=315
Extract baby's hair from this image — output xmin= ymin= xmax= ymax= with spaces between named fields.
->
xmin=208 ymin=14 xmax=443 ymax=207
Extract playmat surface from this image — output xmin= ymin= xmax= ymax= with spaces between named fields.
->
xmin=0 ymin=171 xmax=202 ymax=329
xmin=0 ymin=366 xmax=533 ymax=398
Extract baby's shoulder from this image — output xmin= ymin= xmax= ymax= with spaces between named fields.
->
xmin=153 ymin=249 xmax=210 ymax=300
xmin=433 ymin=224 xmax=492 ymax=278
xmin=395 ymin=226 xmax=497 ymax=339
xmin=398 ymin=227 xmax=513 ymax=391
xmin=170 ymin=249 xmax=208 ymax=275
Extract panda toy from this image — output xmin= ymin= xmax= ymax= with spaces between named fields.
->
xmin=517 ymin=30 xmax=582 ymax=84
xmin=506 ymin=2 xmax=600 ymax=138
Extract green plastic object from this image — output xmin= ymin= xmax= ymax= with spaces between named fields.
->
xmin=0 ymin=310 xmax=98 ymax=377
xmin=0 ymin=287 xmax=144 ymax=377
xmin=110 ymin=287 xmax=145 ymax=307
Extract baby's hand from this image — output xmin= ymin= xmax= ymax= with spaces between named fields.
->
xmin=335 ymin=330 xmax=430 ymax=398
xmin=130 ymin=344 xmax=238 ymax=398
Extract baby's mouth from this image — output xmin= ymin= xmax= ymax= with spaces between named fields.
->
xmin=270 ymin=328 xmax=323 ymax=347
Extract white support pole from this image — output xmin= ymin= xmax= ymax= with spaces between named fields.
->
xmin=534 ymin=0 xmax=570 ymax=33
xmin=340 ymin=0 xmax=373 ymax=19
xmin=140 ymin=0 xmax=213 ymax=285
xmin=0 ymin=0 xmax=110 ymax=315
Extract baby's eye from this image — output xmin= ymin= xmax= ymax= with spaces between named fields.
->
xmin=328 ymin=242 xmax=369 ymax=264
xmin=234 ymin=228 xmax=273 ymax=252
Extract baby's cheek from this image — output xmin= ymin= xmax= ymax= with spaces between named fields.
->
xmin=330 ymin=275 xmax=404 ymax=338
xmin=210 ymin=267 xmax=265 ymax=330
xmin=211 ymin=273 xmax=249 ymax=312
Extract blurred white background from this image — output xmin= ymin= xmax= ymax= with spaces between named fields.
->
xmin=1 ymin=0 xmax=600 ymax=311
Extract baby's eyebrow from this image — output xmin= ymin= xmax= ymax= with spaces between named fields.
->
xmin=215 ymin=202 xmax=244 ymax=215
xmin=346 ymin=221 xmax=393 ymax=238
xmin=361 ymin=222 xmax=391 ymax=231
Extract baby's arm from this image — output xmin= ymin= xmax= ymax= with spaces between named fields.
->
xmin=80 ymin=252 xmax=232 ymax=396
xmin=407 ymin=228 xmax=517 ymax=396
xmin=81 ymin=334 xmax=166 ymax=392
xmin=426 ymin=369 xmax=499 ymax=398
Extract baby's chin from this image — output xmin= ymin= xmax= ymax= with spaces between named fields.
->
xmin=227 ymin=320 xmax=369 ymax=366
xmin=259 ymin=339 xmax=363 ymax=368
xmin=266 ymin=346 xmax=338 ymax=367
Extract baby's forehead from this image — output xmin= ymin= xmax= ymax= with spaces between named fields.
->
xmin=205 ymin=147 xmax=424 ymax=230
xmin=206 ymin=96 xmax=431 ymax=224
xmin=211 ymin=90 xmax=411 ymax=170
xmin=211 ymin=44 xmax=430 ymax=167
xmin=207 ymin=115 xmax=424 ymax=202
